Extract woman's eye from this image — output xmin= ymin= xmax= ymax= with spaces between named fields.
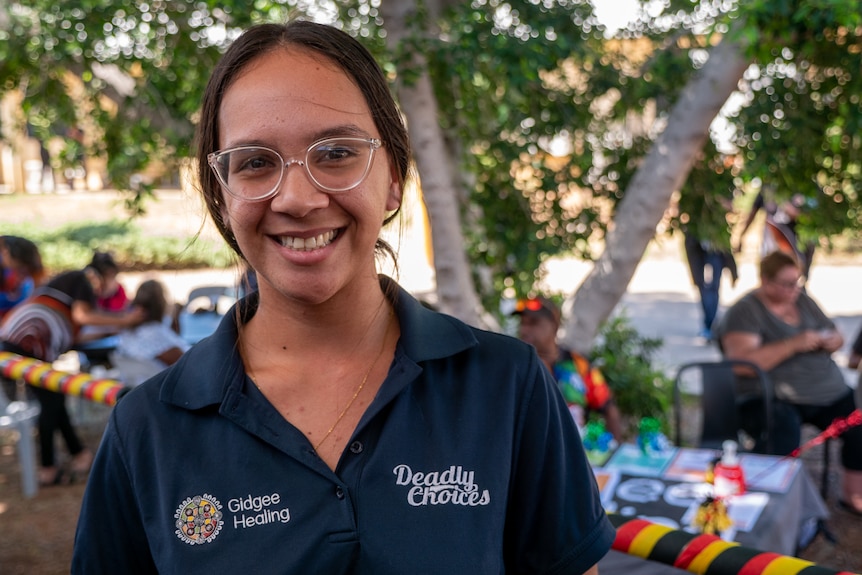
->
xmin=245 ymin=156 xmax=271 ymax=170
xmin=313 ymin=144 xmax=357 ymax=164
xmin=233 ymin=150 xmax=278 ymax=174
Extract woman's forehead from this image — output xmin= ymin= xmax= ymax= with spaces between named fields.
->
xmin=218 ymin=47 xmax=372 ymax=146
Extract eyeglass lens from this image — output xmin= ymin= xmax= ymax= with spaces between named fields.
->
xmin=772 ymin=276 xmax=802 ymax=289
xmin=210 ymin=138 xmax=379 ymax=200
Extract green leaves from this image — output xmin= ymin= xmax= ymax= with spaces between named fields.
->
xmin=0 ymin=0 xmax=284 ymax=202
xmin=2 ymin=0 xmax=861 ymax=318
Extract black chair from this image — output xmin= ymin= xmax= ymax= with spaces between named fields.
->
xmin=674 ymin=359 xmax=834 ymax=501
xmin=673 ymin=359 xmax=774 ymax=455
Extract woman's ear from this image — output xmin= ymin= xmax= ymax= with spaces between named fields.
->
xmin=386 ymin=180 xmax=402 ymax=212
xmin=386 ymin=164 xmax=402 ymax=212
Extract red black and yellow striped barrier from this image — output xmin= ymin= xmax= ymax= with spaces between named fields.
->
xmin=0 ymin=351 xmax=130 ymax=406
xmin=610 ymin=514 xmax=859 ymax=575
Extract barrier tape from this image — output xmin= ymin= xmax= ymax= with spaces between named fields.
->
xmin=0 ymin=351 xmax=130 ymax=406
xmin=609 ymin=514 xmax=859 ymax=575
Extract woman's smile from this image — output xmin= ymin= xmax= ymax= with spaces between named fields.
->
xmin=274 ymin=229 xmax=339 ymax=251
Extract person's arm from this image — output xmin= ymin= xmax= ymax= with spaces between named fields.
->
xmin=734 ymin=192 xmax=764 ymax=252
xmin=722 ymin=329 xmax=822 ymax=372
xmin=601 ymin=401 xmax=624 ymax=443
xmin=817 ymin=328 xmax=844 ymax=354
xmin=848 ymin=328 xmax=862 ymax=369
xmin=71 ymin=301 xmax=145 ymax=330
xmin=507 ymin=351 xmax=615 ymax=573
xmin=155 ymin=346 xmax=185 ymax=366
xmin=73 ymin=412 xmax=157 ymax=574
xmin=799 ymin=294 xmax=844 ymax=354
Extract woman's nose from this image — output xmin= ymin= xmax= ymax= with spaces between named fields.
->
xmin=268 ymin=162 xmax=330 ymax=215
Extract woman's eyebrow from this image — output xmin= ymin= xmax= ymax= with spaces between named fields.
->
xmin=220 ymin=125 xmax=375 ymax=151
xmin=310 ymin=124 xmax=373 ymax=141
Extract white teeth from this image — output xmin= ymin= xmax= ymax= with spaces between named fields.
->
xmin=279 ymin=230 xmax=336 ymax=251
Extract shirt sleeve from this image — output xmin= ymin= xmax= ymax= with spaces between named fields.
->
xmin=798 ymin=293 xmax=834 ymax=330
xmin=505 ymin=352 xmax=616 ymax=573
xmin=73 ymin=410 xmax=158 ymax=574
xmin=718 ymin=294 xmax=763 ymax=338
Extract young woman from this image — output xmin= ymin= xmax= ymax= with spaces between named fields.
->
xmin=73 ymin=21 xmax=613 ymax=573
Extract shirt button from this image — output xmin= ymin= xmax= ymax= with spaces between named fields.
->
xmin=349 ymin=441 xmax=363 ymax=454
xmin=335 ymin=487 xmax=345 ymax=500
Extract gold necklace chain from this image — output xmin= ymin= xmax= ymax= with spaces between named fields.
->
xmin=314 ymin=313 xmax=392 ymax=452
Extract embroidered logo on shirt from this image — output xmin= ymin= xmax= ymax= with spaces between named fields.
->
xmin=393 ymin=464 xmax=490 ymax=507
xmin=174 ymin=494 xmax=224 ymax=545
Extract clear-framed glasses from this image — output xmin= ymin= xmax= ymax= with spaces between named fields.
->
xmin=770 ymin=275 xmax=804 ymax=290
xmin=208 ymin=137 xmax=382 ymax=201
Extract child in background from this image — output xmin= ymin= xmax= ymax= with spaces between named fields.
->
xmin=0 ymin=235 xmax=46 ymax=319
xmin=87 ymin=251 xmax=128 ymax=312
xmin=111 ymin=279 xmax=189 ymax=386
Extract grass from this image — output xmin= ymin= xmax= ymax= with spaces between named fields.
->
xmin=2 ymin=220 xmax=235 ymax=273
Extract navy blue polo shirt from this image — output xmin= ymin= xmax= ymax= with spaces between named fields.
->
xmin=73 ymin=280 xmax=614 ymax=574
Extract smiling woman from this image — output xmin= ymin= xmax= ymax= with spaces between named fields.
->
xmin=72 ymin=20 xmax=614 ymax=575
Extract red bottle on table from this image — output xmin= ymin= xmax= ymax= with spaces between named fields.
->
xmin=713 ymin=440 xmax=746 ymax=497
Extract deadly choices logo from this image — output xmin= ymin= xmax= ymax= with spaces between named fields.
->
xmin=392 ymin=464 xmax=491 ymax=507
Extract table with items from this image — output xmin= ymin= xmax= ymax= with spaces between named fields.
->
xmin=593 ymin=443 xmax=830 ymax=574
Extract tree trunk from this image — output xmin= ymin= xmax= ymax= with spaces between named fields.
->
xmin=380 ymin=0 xmax=485 ymax=327
xmin=562 ymin=38 xmax=751 ymax=353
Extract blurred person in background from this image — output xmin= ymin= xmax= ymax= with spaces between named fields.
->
xmin=0 ymin=267 xmax=143 ymax=485
xmin=513 ymin=296 xmax=623 ymax=441
xmin=110 ymin=279 xmax=189 ymax=386
xmin=735 ymin=187 xmax=818 ymax=282
xmin=0 ymin=235 xmax=46 ymax=319
xmin=718 ymin=250 xmax=862 ymax=514
xmin=87 ymin=251 xmax=129 ymax=312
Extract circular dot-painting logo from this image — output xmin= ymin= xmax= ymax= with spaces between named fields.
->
xmin=174 ymin=494 xmax=224 ymax=545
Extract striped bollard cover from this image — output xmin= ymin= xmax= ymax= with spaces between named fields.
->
xmin=0 ymin=351 xmax=130 ymax=406
xmin=609 ymin=515 xmax=859 ymax=575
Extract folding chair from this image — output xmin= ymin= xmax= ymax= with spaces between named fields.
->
xmin=674 ymin=359 xmax=833 ymax=501
xmin=673 ymin=359 xmax=774 ymax=455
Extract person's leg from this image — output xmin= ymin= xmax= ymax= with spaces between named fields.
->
xmin=843 ymin=470 xmax=862 ymax=514
xmin=739 ymin=398 xmax=801 ymax=455
xmin=31 ymin=386 xmax=63 ymax=482
xmin=769 ymin=400 xmax=802 ymax=456
xmin=54 ymin=397 xmax=92 ymax=474
xmin=701 ymin=252 xmax=724 ymax=333
xmin=803 ymin=390 xmax=862 ymax=512
xmin=56 ymin=396 xmax=84 ymax=455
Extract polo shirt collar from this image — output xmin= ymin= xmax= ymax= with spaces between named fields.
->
xmin=159 ymin=277 xmax=478 ymax=411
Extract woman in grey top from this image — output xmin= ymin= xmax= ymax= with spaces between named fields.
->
xmin=719 ymin=250 xmax=862 ymax=515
